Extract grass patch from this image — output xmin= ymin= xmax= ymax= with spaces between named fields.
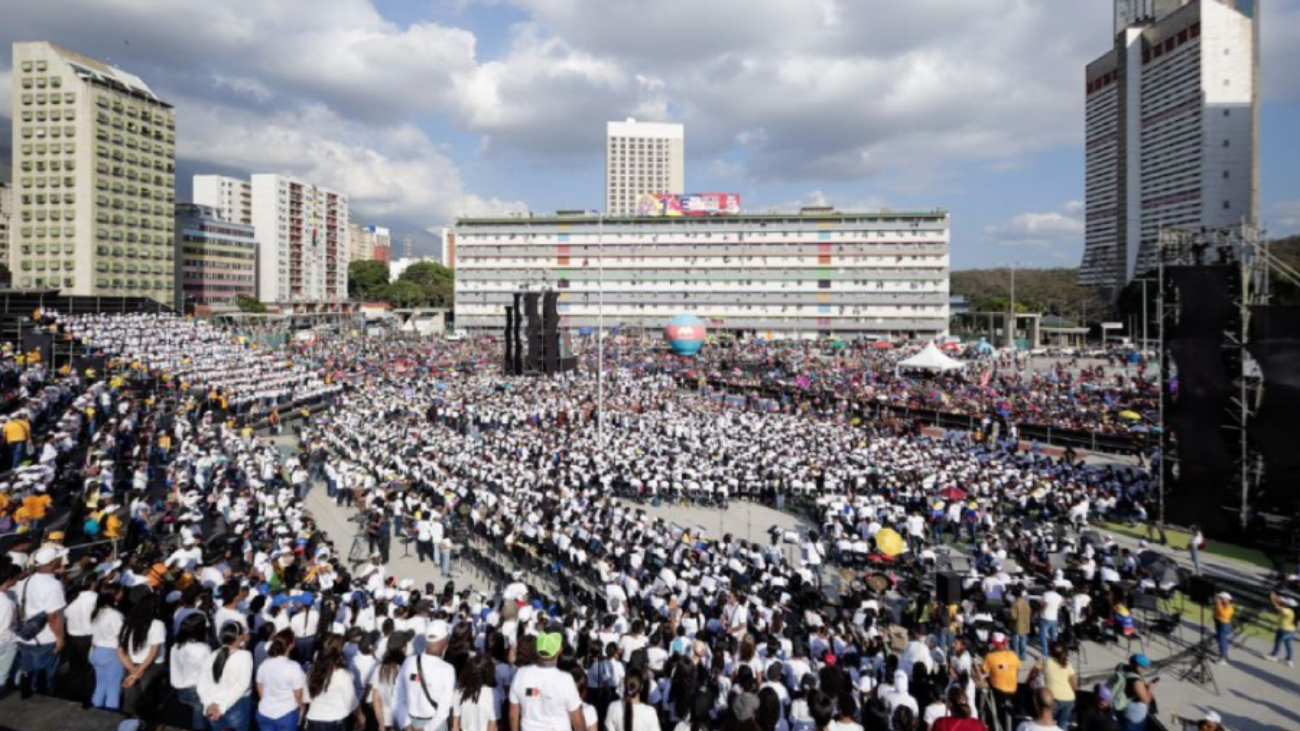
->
xmin=1097 ymin=522 xmax=1273 ymax=571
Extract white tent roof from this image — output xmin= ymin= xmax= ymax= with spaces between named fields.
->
xmin=898 ymin=342 xmax=965 ymax=372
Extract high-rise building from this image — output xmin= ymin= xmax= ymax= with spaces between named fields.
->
xmin=438 ymin=227 xmax=456 ymax=270
xmin=1079 ymin=0 xmax=1258 ymax=293
xmin=9 ymin=42 xmax=177 ymax=304
xmin=605 ymin=119 xmax=685 ymax=216
xmin=174 ymin=202 xmax=257 ymax=310
xmin=249 ymin=174 xmax=349 ymax=303
xmin=193 ymin=174 xmax=252 ymax=225
xmin=454 ymin=207 xmax=950 ymax=338
xmin=346 ymin=223 xmax=391 ymax=263
xmin=0 ymin=182 xmax=12 ymax=269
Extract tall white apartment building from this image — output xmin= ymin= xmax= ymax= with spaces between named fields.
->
xmin=1079 ymin=0 xmax=1258 ymax=293
xmin=248 ymin=174 xmax=349 ymax=303
xmin=0 ymin=183 xmax=12 ymax=267
xmin=605 ymin=119 xmax=685 ymax=216
xmin=454 ymin=208 xmax=950 ymax=339
xmin=193 ymin=174 xmax=252 ymax=225
xmin=9 ymin=42 xmax=177 ymax=304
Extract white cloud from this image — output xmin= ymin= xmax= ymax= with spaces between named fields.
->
xmin=177 ymin=99 xmax=525 ymax=227
xmin=983 ymin=205 xmax=1085 ymax=250
xmin=211 ymin=74 xmax=274 ymax=103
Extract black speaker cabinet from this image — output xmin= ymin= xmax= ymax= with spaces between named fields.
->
xmin=936 ymin=571 xmax=962 ymax=605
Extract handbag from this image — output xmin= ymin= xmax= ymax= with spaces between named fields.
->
xmin=17 ymin=577 xmax=49 ymax=642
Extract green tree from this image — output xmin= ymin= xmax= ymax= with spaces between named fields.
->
xmin=398 ymin=261 xmax=454 ymax=307
xmin=235 ymin=293 xmax=267 ymax=313
xmin=348 ymin=260 xmax=391 ymax=300
xmin=373 ymin=280 xmax=426 ymax=308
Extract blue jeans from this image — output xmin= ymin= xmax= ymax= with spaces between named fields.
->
xmin=257 ymin=708 xmax=300 ymax=731
xmin=1215 ymin=621 xmax=1231 ymax=660
xmin=90 ymin=646 xmax=124 ymax=710
xmin=1039 ymin=619 xmax=1059 ymax=655
xmin=17 ymin=642 xmax=58 ymax=694
xmin=0 ymin=640 xmax=16 ymax=689
xmin=10 ymin=442 xmax=26 ymax=470
xmin=439 ymin=545 xmax=451 ymax=577
xmin=1054 ymin=701 xmax=1075 ymax=730
xmin=178 ymin=687 xmax=207 ymax=730
xmin=1012 ymin=633 xmax=1028 ymax=660
xmin=211 ymin=695 xmax=252 ymax=731
xmin=1272 ymin=630 xmax=1295 ymax=662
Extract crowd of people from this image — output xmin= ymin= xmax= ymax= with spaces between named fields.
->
xmin=0 ymin=314 xmax=1288 ymax=731
xmin=662 ymin=341 xmax=1158 ymax=438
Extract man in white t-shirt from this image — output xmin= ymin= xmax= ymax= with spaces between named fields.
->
xmin=0 ymin=561 xmax=22 ymax=690
xmin=1038 ymin=589 xmax=1064 ymax=656
xmin=416 ymin=516 xmax=435 ymax=564
xmin=14 ymin=546 xmax=67 ymax=696
xmin=509 ymin=631 xmax=585 ymax=731
xmin=396 ymin=620 xmax=456 ymax=731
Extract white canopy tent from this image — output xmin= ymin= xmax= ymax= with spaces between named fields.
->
xmin=897 ymin=342 xmax=966 ymax=372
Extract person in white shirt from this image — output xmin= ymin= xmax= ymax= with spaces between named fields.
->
xmin=605 ymin=674 xmax=659 ymax=731
xmin=452 ymin=654 xmax=500 ymax=731
xmin=14 ymin=546 xmax=67 ymax=696
xmin=509 ymin=631 xmax=586 ymax=731
xmin=372 ymin=634 xmax=409 ymax=731
xmin=1038 ymin=589 xmax=1064 ymax=656
xmin=172 ymin=613 xmax=214 ymax=730
xmin=257 ymin=629 xmax=306 ymax=731
xmin=0 ymin=564 xmax=21 ymax=695
xmin=61 ymin=579 xmax=99 ymax=704
xmin=87 ymin=589 xmax=125 ymax=710
xmin=397 ymin=620 xmax=457 ymax=731
xmin=305 ymin=634 xmax=360 ymax=730
xmin=117 ymin=590 xmax=169 ymax=715
xmin=199 ymin=621 xmax=255 ymax=731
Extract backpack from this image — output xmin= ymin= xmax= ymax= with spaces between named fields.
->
xmin=1105 ymin=665 xmax=1136 ymax=712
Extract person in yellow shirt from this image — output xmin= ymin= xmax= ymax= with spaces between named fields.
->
xmin=981 ymin=632 xmax=1022 ymax=702
xmin=1213 ymin=592 xmax=1235 ymax=663
xmin=3 ymin=414 xmax=33 ymax=470
xmin=22 ymin=489 xmax=52 ymax=524
xmin=1268 ymin=590 xmax=1296 ymax=667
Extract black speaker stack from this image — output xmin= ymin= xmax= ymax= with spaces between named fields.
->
xmin=502 ymin=290 xmax=577 ymax=377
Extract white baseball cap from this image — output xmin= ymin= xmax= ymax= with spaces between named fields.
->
xmin=32 ymin=546 xmax=69 ymax=567
xmin=425 ymin=620 xmax=450 ymax=641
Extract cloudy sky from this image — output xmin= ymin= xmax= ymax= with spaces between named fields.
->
xmin=2 ymin=0 xmax=1298 ymax=267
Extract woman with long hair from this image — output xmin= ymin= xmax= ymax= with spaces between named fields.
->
xmin=452 ymin=653 xmax=499 ymax=731
xmin=304 ymin=633 xmax=360 ymax=731
xmin=446 ymin=620 xmax=477 ymax=677
xmin=89 ymin=587 xmax=125 ymax=710
xmin=117 ymin=589 xmax=166 ymax=716
xmin=1026 ymin=641 xmax=1078 ymax=730
xmin=605 ymin=672 xmax=658 ymax=731
xmin=198 ymin=621 xmax=254 ymax=731
xmin=171 ymin=612 xmax=214 ymax=730
xmin=371 ymin=634 xmax=407 ymax=731
xmin=256 ymin=629 xmax=305 ymax=731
